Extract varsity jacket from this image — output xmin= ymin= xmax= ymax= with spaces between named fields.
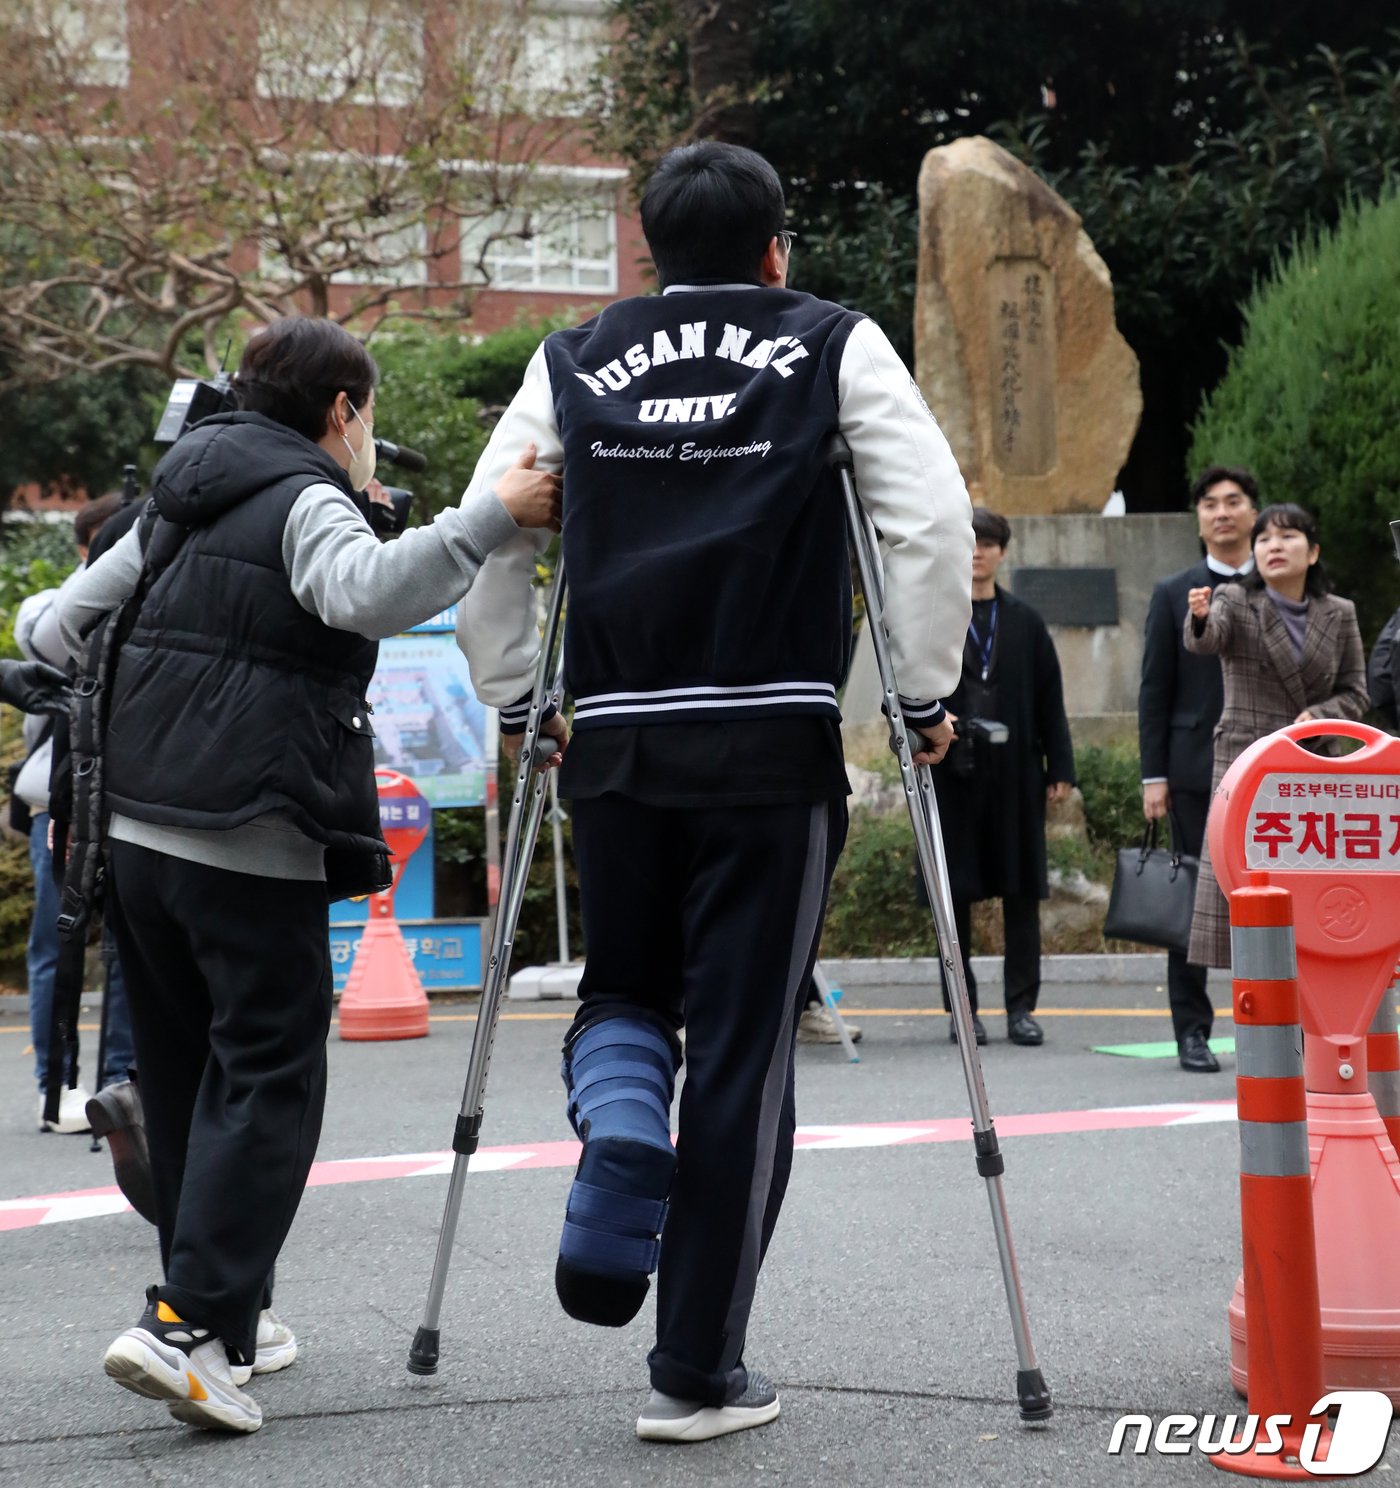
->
xmin=457 ymin=284 xmax=973 ymax=735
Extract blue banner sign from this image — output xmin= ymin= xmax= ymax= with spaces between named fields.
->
xmin=329 ymin=917 xmax=486 ymax=993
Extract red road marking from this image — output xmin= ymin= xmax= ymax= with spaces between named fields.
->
xmin=1 ymin=1101 xmax=1235 ymax=1233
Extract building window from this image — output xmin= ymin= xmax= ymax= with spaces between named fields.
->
xmin=257 ymin=0 xmax=424 ymax=106
xmin=259 ymin=209 xmax=431 ymax=290
xmin=465 ymin=0 xmax=609 ymax=118
xmin=24 ymin=0 xmax=130 ymax=88
xmin=462 ymin=188 xmax=617 ymax=293
xmin=515 ymin=4 xmax=609 ymax=116
xmin=330 ymin=217 xmax=431 ymax=287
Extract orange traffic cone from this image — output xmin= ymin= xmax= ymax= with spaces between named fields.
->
xmin=339 ymin=893 xmax=430 ymax=1042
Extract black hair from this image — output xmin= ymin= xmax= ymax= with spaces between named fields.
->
xmin=971 ymin=507 xmax=1012 ymax=548
xmin=1247 ymin=502 xmax=1332 ymax=598
xmin=640 ymin=142 xmax=786 ymax=287
xmin=1189 ymin=463 xmax=1260 ymax=507
xmin=74 ymin=492 xmax=121 ymax=549
xmin=233 ymin=317 xmax=378 ymax=444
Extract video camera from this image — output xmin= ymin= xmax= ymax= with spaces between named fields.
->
xmin=948 ymin=716 xmax=1010 ymax=780
xmin=152 ymin=374 xmax=427 ymax=537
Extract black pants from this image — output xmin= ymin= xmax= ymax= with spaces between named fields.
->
xmin=941 ymin=895 xmax=1042 ymax=1019
xmin=1165 ymin=789 xmax=1213 ymax=1042
xmin=106 ymin=841 xmax=333 ymax=1364
xmin=569 ymin=793 xmax=847 ymax=1406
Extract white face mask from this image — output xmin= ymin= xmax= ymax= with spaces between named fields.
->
xmin=341 ymin=402 xmax=376 ymax=492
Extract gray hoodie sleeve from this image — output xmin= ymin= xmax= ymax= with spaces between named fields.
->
xmin=57 ymin=483 xmax=521 ymax=657
xmin=283 ymin=484 xmax=522 ymax=640
xmin=56 ymin=528 xmax=143 ymax=660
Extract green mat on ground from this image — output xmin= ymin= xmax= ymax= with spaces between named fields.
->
xmin=1092 ymin=1037 xmax=1236 ymax=1059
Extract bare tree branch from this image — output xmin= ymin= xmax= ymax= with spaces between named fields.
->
xmin=0 ymin=0 xmax=606 ymax=379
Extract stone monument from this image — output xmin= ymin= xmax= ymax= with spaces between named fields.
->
xmin=914 ymin=135 xmax=1141 ymax=515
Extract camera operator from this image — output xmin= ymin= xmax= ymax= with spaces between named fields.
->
xmin=55 ymin=316 xmax=560 ymax=1436
xmin=929 ymin=508 xmax=1075 ymax=1047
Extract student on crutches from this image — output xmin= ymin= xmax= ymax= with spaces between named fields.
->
xmin=456 ymin=141 xmax=974 ymax=1444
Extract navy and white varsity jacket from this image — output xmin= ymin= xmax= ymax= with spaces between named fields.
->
xmin=456 ymin=284 xmax=973 ymax=735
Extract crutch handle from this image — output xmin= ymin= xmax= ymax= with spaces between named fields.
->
xmin=530 ymin=734 xmax=565 ymax=769
xmin=825 ymin=432 xmax=854 ymax=469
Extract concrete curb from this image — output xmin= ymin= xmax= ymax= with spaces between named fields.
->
xmin=826 ymin=953 xmax=1179 ymax=987
xmin=1 ymin=952 xmax=1226 ymax=1011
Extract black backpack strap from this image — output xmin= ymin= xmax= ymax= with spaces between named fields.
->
xmin=42 ymin=507 xmax=186 ymax=1122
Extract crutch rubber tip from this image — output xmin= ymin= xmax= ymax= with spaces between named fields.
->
xmin=406 ymin=1327 xmax=440 ymax=1376
xmin=555 ymin=1258 xmax=649 ymax=1327
xmin=1016 ymin=1367 xmax=1053 ymax=1422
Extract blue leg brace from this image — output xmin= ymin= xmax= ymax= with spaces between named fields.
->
xmin=557 ymin=1017 xmax=677 ymax=1327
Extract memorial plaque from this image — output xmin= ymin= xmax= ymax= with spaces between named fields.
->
xmin=988 ymin=257 xmax=1057 ymax=478
xmin=915 ymin=136 xmax=1142 ymax=514
xmin=1012 ymin=567 xmax=1118 ymax=627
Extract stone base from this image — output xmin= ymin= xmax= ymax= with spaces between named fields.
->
xmin=508 ymin=962 xmax=584 ymax=1001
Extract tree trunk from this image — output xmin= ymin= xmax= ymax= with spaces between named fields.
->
xmin=681 ymin=0 xmax=755 ymax=145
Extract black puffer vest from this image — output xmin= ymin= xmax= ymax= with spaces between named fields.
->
xmin=104 ymin=413 xmax=385 ymax=869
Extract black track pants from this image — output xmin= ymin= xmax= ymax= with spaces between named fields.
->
xmin=568 ymin=793 xmax=847 ymax=1406
xmin=106 ymin=840 xmax=333 ymax=1363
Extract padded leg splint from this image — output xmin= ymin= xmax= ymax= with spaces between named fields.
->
xmin=557 ymin=1018 xmax=677 ymax=1327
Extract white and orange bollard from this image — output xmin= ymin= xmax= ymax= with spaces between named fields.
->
xmin=1215 ymin=882 xmax=1331 ymax=1479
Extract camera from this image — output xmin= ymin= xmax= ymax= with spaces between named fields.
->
xmin=948 ymin=716 xmax=1009 ymax=779
xmin=152 ymin=375 xmax=426 ymax=539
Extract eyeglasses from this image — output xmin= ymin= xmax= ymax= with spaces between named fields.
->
xmin=777 ymin=230 xmax=797 ymax=254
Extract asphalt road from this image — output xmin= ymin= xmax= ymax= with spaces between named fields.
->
xmin=0 ymin=978 xmax=1389 ymax=1487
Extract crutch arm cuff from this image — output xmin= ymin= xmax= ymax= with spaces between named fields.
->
xmin=499 ymin=692 xmax=558 ymax=736
xmin=886 ymin=696 xmax=946 ymax=730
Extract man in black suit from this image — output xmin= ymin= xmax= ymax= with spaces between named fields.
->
xmin=1138 ymin=464 xmax=1259 ymax=1073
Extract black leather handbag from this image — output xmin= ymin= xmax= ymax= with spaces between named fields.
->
xmin=1103 ymin=815 xmax=1199 ymax=956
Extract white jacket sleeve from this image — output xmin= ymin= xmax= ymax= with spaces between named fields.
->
xmin=455 ymin=343 xmax=563 ymax=729
xmin=837 ymin=317 xmax=974 ymax=725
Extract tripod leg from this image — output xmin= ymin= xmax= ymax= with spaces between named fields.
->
xmin=827 ymin=436 xmax=1052 ymax=1423
xmin=810 ymin=962 xmax=860 ymax=1063
xmin=409 ymin=569 xmax=568 ymax=1376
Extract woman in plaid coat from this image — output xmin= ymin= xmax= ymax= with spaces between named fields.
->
xmin=1183 ymin=503 xmax=1368 ymax=966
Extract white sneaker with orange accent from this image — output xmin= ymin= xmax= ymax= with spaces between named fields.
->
xmin=103 ymin=1289 xmax=262 ymax=1433
xmin=230 ymin=1309 xmax=298 ymax=1386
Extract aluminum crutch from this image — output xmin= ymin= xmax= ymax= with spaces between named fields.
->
xmin=810 ymin=961 xmax=860 ymax=1063
xmin=827 ymin=433 xmax=1052 ymax=1423
xmin=409 ymin=567 xmax=568 ymax=1376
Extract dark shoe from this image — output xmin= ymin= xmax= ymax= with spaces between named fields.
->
xmin=1179 ymin=1032 xmax=1221 ymax=1073
xmin=949 ymin=1013 xmax=988 ymax=1046
xmin=1008 ymin=1014 xmax=1044 ymax=1047
xmin=86 ymin=1081 xmax=157 ymax=1225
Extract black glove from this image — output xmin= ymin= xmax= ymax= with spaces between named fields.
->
xmin=0 ymin=660 xmax=73 ymax=718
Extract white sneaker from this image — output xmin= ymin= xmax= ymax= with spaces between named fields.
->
xmin=796 ymin=1006 xmax=863 ymax=1045
xmin=636 ymin=1369 xmax=781 ymax=1442
xmin=104 ymin=1293 xmax=261 ymax=1433
xmin=230 ymin=1309 xmax=298 ymax=1386
xmin=38 ymin=1086 xmax=93 ymax=1134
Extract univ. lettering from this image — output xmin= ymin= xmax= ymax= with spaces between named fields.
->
xmin=638 ymin=394 xmax=737 ymax=424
